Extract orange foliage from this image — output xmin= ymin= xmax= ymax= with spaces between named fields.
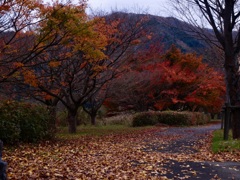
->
xmin=151 ymin=46 xmax=226 ymax=112
xmin=23 ymin=69 xmax=38 ymax=87
xmin=20 ymin=0 xmax=110 ymax=97
xmin=48 ymin=61 xmax=61 ymax=68
xmin=13 ymin=62 xmax=24 ymax=68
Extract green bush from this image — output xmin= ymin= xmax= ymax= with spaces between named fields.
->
xmin=157 ymin=111 xmax=189 ymax=126
xmin=132 ymin=111 xmax=210 ymax=127
xmin=0 ymin=103 xmax=21 ymax=144
xmin=132 ymin=112 xmax=158 ymax=127
xmin=0 ymin=101 xmax=54 ymax=144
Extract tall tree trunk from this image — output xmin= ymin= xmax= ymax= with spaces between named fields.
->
xmin=90 ymin=112 xmax=97 ymax=126
xmin=67 ymin=109 xmax=77 ymax=134
xmin=225 ymin=54 xmax=240 ymax=139
xmin=231 ymin=109 xmax=240 ymax=139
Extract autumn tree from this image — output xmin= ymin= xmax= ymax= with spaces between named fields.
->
xmin=66 ymin=12 xmax=152 ymax=127
xmin=18 ymin=4 xmax=150 ymax=133
xmin=16 ymin=1 xmax=109 ymax=133
xmin=105 ymin=46 xmax=225 ymax=114
xmin=0 ymin=0 xmax=64 ymax=90
xmin=0 ymin=0 xmax=77 ymax=135
xmin=151 ymin=46 xmax=226 ymax=112
xmin=170 ymin=0 xmax=240 ymax=138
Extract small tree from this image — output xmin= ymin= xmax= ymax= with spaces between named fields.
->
xmin=152 ymin=46 xmax=226 ymax=112
xmin=23 ymin=1 xmax=108 ymax=133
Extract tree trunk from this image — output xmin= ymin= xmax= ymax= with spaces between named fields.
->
xmin=225 ymin=54 xmax=240 ymax=139
xmin=90 ymin=113 xmax=97 ymax=126
xmin=231 ymin=109 xmax=240 ymax=139
xmin=67 ymin=109 xmax=77 ymax=134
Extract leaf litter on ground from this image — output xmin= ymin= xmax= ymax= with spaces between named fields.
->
xmin=3 ymin=125 xmax=240 ymax=179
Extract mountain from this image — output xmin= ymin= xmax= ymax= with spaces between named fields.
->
xmin=143 ymin=14 xmax=209 ymax=54
xmin=110 ymin=12 xmax=221 ymax=69
xmin=104 ymin=12 xmax=222 ymax=70
xmin=106 ymin=12 xmax=212 ymax=54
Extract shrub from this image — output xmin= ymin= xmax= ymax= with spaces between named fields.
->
xmin=157 ymin=111 xmax=189 ymax=126
xmin=0 ymin=101 xmax=54 ymax=144
xmin=19 ymin=105 xmax=53 ymax=142
xmin=0 ymin=103 xmax=21 ymax=144
xmin=132 ymin=112 xmax=158 ymax=127
xmin=132 ymin=111 xmax=210 ymax=127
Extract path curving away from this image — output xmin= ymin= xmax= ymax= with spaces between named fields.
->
xmin=143 ymin=123 xmax=240 ymax=179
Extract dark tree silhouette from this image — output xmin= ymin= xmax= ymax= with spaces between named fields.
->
xmin=171 ymin=0 xmax=240 ymax=139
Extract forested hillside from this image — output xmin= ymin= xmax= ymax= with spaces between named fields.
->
xmin=109 ymin=12 xmax=223 ymax=70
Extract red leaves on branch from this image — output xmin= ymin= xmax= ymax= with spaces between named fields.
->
xmin=152 ymin=46 xmax=226 ymax=112
xmin=106 ymin=45 xmax=225 ymax=113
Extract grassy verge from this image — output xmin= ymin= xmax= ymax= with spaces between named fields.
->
xmin=212 ymin=129 xmax=240 ymax=153
xmin=56 ymin=125 xmax=154 ymax=139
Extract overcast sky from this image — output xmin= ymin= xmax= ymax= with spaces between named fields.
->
xmin=87 ymin=0 xmax=171 ymax=16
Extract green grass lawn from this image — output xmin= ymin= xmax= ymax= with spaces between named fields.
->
xmin=212 ymin=129 xmax=240 ymax=153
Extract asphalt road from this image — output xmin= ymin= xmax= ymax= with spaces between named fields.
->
xmin=145 ymin=124 xmax=240 ymax=180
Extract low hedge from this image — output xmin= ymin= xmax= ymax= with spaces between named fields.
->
xmin=0 ymin=100 xmax=54 ymax=144
xmin=132 ymin=112 xmax=158 ymax=127
xmin=132 ymin=111 xmax=210 ymax=127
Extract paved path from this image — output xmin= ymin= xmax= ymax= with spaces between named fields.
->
xmin=145 ymin=123 xmax=240 ymax=179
